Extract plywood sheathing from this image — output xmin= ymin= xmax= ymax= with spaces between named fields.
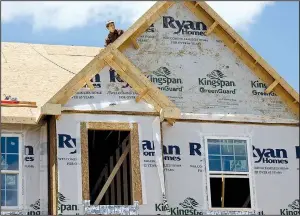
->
xmin=1 ymin=106 xmax=38 ymax=124
xmin=1 ymin=42 xmax=101 ymax=122
xmin=184 ymin=1 xmax=299 ymax=117
xmin=80 ymin=122 xmax=142 ymax=205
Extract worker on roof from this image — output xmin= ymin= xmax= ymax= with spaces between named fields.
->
xmin=105 ymin=20 xmax=124 ymax=47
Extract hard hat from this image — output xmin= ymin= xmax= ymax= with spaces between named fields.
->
xmin=106 ymin=20 xmax=115 ymax=28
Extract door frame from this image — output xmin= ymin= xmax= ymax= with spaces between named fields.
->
xmin=80 ymin=122 xmax=143 ymax=205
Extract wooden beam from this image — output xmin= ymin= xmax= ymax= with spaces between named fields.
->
xmin=94 ymin=140 xmax=130 ymax=205
xmin=109 ymin=155 xmax=115 ymax=204
xmin=131 ymin=37 xmax=140 ymax=49
xmin=135 ymin=88 xmax=149 ymax=102
xmin=122 ymin=140 xmax=129 ymax=205
xmin=104 ymin=55 xmax=162 ymax=112
xmin=205 ymin=21 xmax=218 ymax=36
xmin=221 ymin=176 xmax=225 ymax=208
xmin=265 ymin=80 xmax=279 ymax=94
xmin=85 ymin=79 xmax=95 ymax=90
xmin=49 ymin=116 xmax=58 ymax=215
xmin=41 ymin=103 xmax=61 ymax=116
xmin=115 ymin=137 xmax=122 ymax=204
xmin=91 ymin=166 xmax=108 ymax=197
xmin=115 ymin=2 xmax=175 ymax=50
xmin=110 ymin=47 xmax=179 ymax=109
xmin=48 ymin=56 xmax=107 ymax=105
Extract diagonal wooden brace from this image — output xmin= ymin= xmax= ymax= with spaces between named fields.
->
xmin=135 ymin=88 xmax=149 ymax=102
xmin=265 ymin=80 xmax=279 ymax=94
xmin=94 ymin=139 xmax=130 ymax=205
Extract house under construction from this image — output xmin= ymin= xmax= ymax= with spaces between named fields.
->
xmin=1 ymin=1 xmax=299 ymax=215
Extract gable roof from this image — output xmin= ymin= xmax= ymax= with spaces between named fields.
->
xmin=2 ymin=1 xmax=299 ymax=124
xmin=47 ymin=1 xmax=299 ymax=117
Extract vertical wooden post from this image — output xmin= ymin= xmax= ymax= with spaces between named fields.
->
xmin=221 ymin=177 xmax=225 ymax=208
xmin=122 ymin=141 xmax=129 ymax=205
xmin=49 ymin=116 xmax=58 ymax=215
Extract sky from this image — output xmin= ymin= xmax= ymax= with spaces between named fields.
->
xmin=1 ymin=1 xmax=299 ymax=92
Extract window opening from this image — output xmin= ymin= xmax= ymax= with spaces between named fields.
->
xmin=206 ymin=138 xmax=252 ymax=209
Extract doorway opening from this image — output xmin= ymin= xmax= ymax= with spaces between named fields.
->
xmin=88 ymin=130 xmax=132 ymax=205
xmin=210 ymin=177 xmax=251 ymax=208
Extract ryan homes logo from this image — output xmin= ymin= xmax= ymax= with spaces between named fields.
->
xmin=148 ymin=67 xmax=183 ymax=92
xmin=58 ymin=134 xmax=77 ymax=154
xmin=142 ymin=140 xmax=181 ymax=161
xmin=156 ymin=197 xmax=203 ymax=215
xmin=280 ymin=199 xmax=300 ymax=215
xmin=163 ymin=16 xmax=207 ymax=36
xmin=24 ymin=146 xmax=35 ymax=168
xmin=295 ymin=146 xmax=299 ymax=159
xmin=142 ymin=141 xmax=202 ymax=161
xmin=58 ymin=134 xmax=78 ymax=166
xmin=57 ymin=193 xmax=79 ymax=215
xmin=198 ymin=70 xmax=237 ymax=94
xmin=83 ymin=74 xmax=101 ymax=89
xmin=252 ymin=146 xmax=288 ymax=164
xmin=109 ymin=69 xmax=130 ymax=88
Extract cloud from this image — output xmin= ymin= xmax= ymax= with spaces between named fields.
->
xmin=1 ymin=1 xmax=273 ymax=31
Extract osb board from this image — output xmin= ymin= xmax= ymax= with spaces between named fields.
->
xmin=122 ymin=2 xmax=297 ymax=120
xmin=80 ymin=121 xmax=142 ymax=204
xmin=1 ymin=106 xmax=38 ymax=124
xmin=1 ymin=42 xmax=100 ymax=109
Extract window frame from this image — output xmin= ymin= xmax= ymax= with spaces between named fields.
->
xmin=204 ymin=136 xmax=255 ymax=211
xmin=1 ymin=133 xmax=23 ymax=211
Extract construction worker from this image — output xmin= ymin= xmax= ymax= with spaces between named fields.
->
xmin=105 ymin=20 xmax=126 ymax=85
xmin=105 ymin=20 xmax=124 ymax=47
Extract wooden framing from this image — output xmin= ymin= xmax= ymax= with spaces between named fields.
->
xmin=43 ymin=0 xmax=298 ymax=122
xmin=80 ymin=122 xmax=143 ymax=205
xmin=48 ymin=116 xmax=58 ymax=215
xmin=265 ymin=80 xmax=279 ymax=94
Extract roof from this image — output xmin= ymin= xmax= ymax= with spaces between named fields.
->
xmin=2 ymin=1 xmax=299 ymax=124
xmin=1 ymin=42 xmax=101 ymax=123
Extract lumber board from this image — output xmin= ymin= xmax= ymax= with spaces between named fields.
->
xmin=104 ymin=55 xmax=162 ymax=112
xmin=265 ymin=80 xmax=279 ymax=94
xmin=122 ymin=140 xmax=129 ymax=205
xmin=109 ymin=155 xmax=116 ymax=204
xmin=110 ymin=47 xmax=179 ymax=110
xmin=205 ymin=21 xmax=218 ymax=35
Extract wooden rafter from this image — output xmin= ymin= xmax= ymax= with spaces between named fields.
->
xmin=135 ymin=88 xmax=149 ymax=102
xmin=85 ymin=79 xmax=95 ymax=90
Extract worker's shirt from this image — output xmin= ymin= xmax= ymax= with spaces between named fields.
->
xmin=105 ymin=29 xmax=124 ymax=47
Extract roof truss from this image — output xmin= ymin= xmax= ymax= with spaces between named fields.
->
xmin=46 ymin=1 xmax=299 ymax=121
